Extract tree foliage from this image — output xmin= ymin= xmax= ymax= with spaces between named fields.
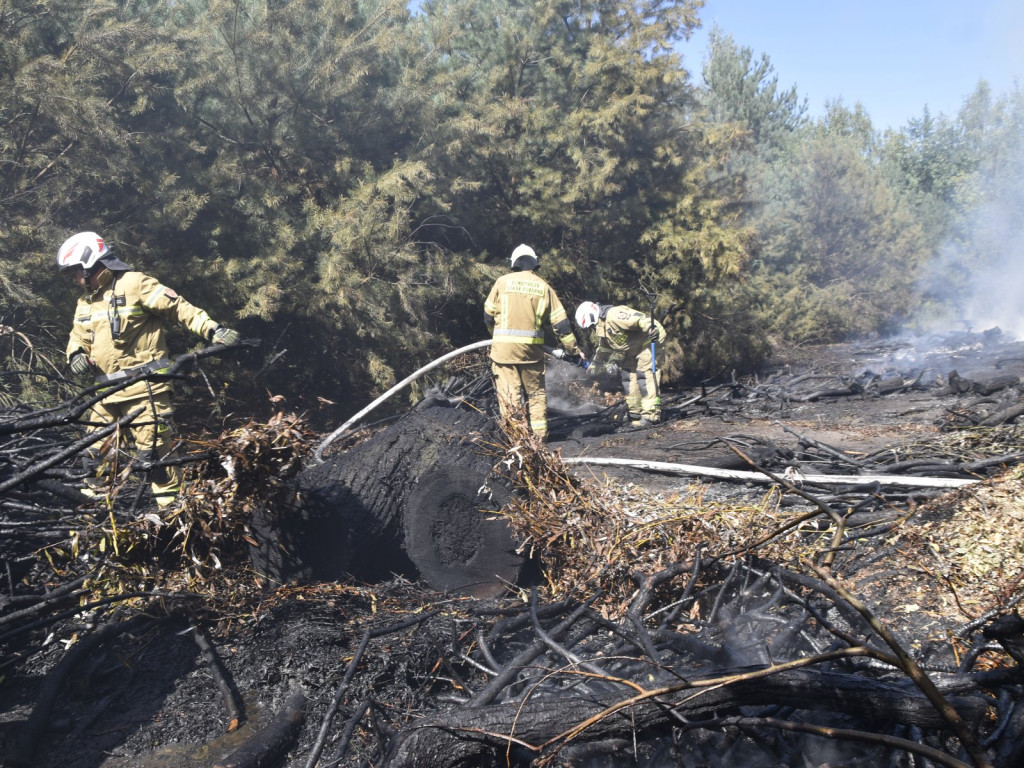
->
xmin=888 ymin=83 xmax=1024 ymax=333
xmin=749 ymin=105 xmax=930 ymax=342
xmin=700 ymin=29 xmax=806 ymax=158
xmin=1 ymin=0 xmax=1021 ymax=423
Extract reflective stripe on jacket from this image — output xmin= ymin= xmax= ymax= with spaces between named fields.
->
xmin=484 ymin=270 xmax=579 ymax=364
xmin=66 ymin=270 xmax=220 ymax=402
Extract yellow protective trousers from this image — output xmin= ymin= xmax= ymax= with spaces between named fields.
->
xmin=492 ymin=360 xmax=548 ymax=438
xmin=84 ymin=391 xmax=182 ymax=505
xmin=622 ymin=344 xmax=662 ymax=422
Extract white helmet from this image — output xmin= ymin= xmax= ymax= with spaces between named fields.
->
xmin=57 ymin=232 xmax=110 ymax=272
xmin=509 ymin=243 xmax=537 ymax=268
xmin=575 ymin=301 xmax=600 ymax=329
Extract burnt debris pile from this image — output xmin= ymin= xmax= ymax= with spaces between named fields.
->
xmin=3 ymin=332 xmax=1024 ymax=766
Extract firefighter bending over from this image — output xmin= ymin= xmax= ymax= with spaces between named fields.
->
xmin=58 ymin=231 xmax=240 ymax=507
xmin=483 ymin=244 xmax=585 ymax=439
xmin=575 ymin=301 xmax=667 ymax=426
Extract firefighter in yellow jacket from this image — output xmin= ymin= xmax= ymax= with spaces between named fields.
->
xmin=575 ymin=301 xmax=667 ymax=425
xmin=483 ymin=244 xmax=585 ymax=439
xmin=58 ymin=231 xmax=240 ymax=507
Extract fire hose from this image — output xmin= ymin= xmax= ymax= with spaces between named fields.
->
xmin=313 ymin=341 xmax=591 ymax=462
xmin=559 ymin=457 xmax=979 ymax=489
xmin=314 ymin=340 xmax=492 ymax=462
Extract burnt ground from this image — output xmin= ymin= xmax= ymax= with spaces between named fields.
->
xmin=548 ymin=333 xmax=1024 ymax=652
xmin=553 ymin=331 xmax=1023 ymax=484
xmin=4 ymin=331 xmax=1024 ymax=767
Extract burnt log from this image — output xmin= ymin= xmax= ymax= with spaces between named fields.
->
xmin=382 ymin=667 xmax=988 ymax=768
xmin=249 ymin=403 xmax=532 ymax=597
xmin=793 ymin=382 xmax=864 ymax=402
xmin=211 ymin=688 xmax=306 ymax=768
xmin=973 ymin=375 xmax=1021 ymax=396
xmin=980 ymin=399 xmax=1024 ymax=427
xmin=943 ymin=370 xmax=1020 ymax=397
xmin=868 ymin=376 xmax=910 ymax=395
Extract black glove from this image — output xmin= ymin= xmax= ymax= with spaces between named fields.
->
xmin=647 ymin=325 xmax=659 ymax=342
xmin=211 ymin=326 xmax=240 ymax=345
xmin=69 ymin=352 xmax=95 ymax=375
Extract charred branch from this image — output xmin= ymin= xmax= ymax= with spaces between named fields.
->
xmin=5 ymin=331 xmax=1024 ymax=767
xmin=212 ymin=688 xmax=306 ymax=768
xmin=4 ymin=615 xmax=153 ymax=768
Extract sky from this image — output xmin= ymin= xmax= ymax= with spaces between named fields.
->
xmin=683 ymin=0 xmax=1024 ymax=131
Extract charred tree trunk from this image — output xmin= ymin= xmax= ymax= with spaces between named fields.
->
xmin=248 ymin=403 xmax=532 ymax=597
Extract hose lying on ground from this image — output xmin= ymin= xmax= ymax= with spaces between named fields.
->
xmin=561 ymin=457 xmax=979 ymax=489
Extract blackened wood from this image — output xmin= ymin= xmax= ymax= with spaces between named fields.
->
xmin=383 ymin=668 xmax=987 ymax=768
xmin=4 ymin=615 xmax=150 ymax=768
xmin=213 ymin=688 xmax=306 ymax=768
xmin=983 ymin=613 xmax=1024 ymax=668
xmin=980 ymin=400 xmax=1024 ymax=427
xmin=192 ymin=624 xmax=246 ymax=731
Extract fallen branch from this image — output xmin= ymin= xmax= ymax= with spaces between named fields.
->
xmin=4 ymin=615 xmax=152 ymax=768
xmin=384 ymin=646 xmax=986 ymax=768
xmin=212 ymin=688 xmax=306 ymax=768
xmin=700 ymin=715 xmax=973 ymax=768
xmin=805 ymin=561 xmax=994 ymax=768
xmin=192 ymin=623 xmax=246 ymax=731
xmin=0 ymin=406 xmax=144 ymax=494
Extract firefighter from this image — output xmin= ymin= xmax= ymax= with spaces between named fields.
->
xmin=483 ymin=244 xmax=585 ymax=439
xmin=58 ymin=231 xmax=240 ymax=507
xmin=575 ymin=301 xmax=667 ymax=426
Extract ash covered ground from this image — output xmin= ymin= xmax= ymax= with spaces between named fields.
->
xmin=4 ymin=332 xmax=1024 ymax=768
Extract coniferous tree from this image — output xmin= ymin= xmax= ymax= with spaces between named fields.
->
xmin=893 ymin=83 xmax=1024 ymax=332
xmin=700 ymin=28 xmax=806 ymax=160
xmin=1 ymin=0 xmax=196 ymax=404
xmin=413 ymin=0 xmax=762 ymax=378
xmin=752 ymin=105 xmax=930 ymax=341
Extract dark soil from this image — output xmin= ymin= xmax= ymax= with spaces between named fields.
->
xmin=556 ymin=333 xmax=1024 ymax=485
xmin=4 ymin=332 xmax=1024 ymax=768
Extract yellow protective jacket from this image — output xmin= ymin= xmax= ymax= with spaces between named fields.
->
xmin=594 ymin=305 xmax=667 ymax=366
xmin=66 ymin=270 xmax=221 ymax=402
xmin=483 ymin=269 xmax=580 ymax=364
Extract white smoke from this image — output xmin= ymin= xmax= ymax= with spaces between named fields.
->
xmin=911 ymin=144 xmax=1024 ymax=341
xmin=961 ymin=205 xmax=1024 ymax=338
xmin=545 ymin=359 xmax=599 ymax=414
xmin=922 ymin=201 xmax=1024 ymax=339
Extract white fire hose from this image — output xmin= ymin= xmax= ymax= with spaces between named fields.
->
xmin=313 ymin=339 xmax=493 ymax=463
xmin=313 ymin=346 xmax=976 ymax=490
xmin=561 ymin=457 xmax=979 ymax=489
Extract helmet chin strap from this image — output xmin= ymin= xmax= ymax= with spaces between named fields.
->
xmin=83 ymin=263 xmax=107 ymax=290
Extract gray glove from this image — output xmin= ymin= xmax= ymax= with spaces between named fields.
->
xmin=212 ymin=326 xmax=240 ymax=345
xmin=605 ymin=362 xmax=619 ymax=376
xmin=69 ymin=352 xmax=95 ymax=375
xmin=551 ymin=348 xmax=566 ymax=360
xmin=647 ymin=325 xmax=659 ymax=342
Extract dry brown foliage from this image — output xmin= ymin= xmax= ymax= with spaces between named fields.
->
xmin=494 ymin=417 xmax=1024 ymax=626
xmin=50 ymin=412 xmax=315 ymax=604
xmin=492 ymin=417 xmax=778 ymax=615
